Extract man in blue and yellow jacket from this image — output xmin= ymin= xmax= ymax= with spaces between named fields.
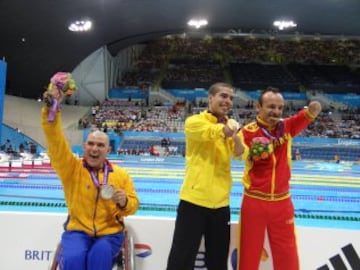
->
xmin=41 ymin=91 xmax=139 ymax=270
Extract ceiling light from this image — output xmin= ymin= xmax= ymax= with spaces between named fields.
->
xmin=273 ymin=20 xmax=297 ymax=30
xmin=68 ymin=20 xmax=92 ymax=32
xmin=187 ymin=19 xmax=208 ymax=29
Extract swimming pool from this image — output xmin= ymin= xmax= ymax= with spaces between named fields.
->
xmin=0 ymin=158 xmax=359 ymax=230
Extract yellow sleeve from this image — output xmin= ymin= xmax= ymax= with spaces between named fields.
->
xmin=41 ymin=107 xmax=79 ymax=184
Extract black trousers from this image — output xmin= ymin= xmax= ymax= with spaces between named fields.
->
xmin=166 ymin=200 xmax=230 ymax=270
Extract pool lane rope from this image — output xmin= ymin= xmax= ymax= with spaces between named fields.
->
xmin=0 ymin=201 xmax=359 ymax=222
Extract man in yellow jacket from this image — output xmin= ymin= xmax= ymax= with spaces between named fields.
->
xmin=166 ymin=82 xmax=243 ymax=270
xmin=41 ymin=90 xmax=139 ymax=270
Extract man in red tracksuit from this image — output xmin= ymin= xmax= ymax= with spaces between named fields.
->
xmin=236 ymin=87 xmax=322 ymax=270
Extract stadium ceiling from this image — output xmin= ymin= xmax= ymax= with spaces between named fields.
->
xmin=1 ymin=0 xmax=360 ymax=99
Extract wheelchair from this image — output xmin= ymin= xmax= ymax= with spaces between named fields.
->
xmin=49 ymin=229 xmax=135 ymax=270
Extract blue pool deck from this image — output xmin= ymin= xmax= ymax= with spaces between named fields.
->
xmin=0 ymin=157 xmax=359 ymax=230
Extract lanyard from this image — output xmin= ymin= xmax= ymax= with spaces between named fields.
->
xmin=87 ymin=163 xmax=110 ymax=188
xmin=218 ymin=117 xmax=226 ymax=124
xmin=257 ymin=120 xmax=284 ymax=140
xmin=207 ymin=110 xmax=227 ymax=124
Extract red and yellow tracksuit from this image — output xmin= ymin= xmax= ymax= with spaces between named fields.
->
xmin=237 ymin=108 xmax=316 ymax=270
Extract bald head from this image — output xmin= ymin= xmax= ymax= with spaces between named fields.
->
xmin=83 ymin=130 xmax=111 ymax=170
xmin=87 ymin=130 xmax=110 ymax=146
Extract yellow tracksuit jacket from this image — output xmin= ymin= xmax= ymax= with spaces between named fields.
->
xmin=180 ymin=110 xmax=236 ymax=209
xmin=41 ymin=107 xmax=139 ymax=236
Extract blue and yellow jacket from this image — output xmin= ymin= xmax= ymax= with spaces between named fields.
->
xmin=41 ymin=107 xmax=139 ymax=236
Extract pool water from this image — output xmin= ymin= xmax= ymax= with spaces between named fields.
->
xmin=0 ymin=159 xmax=359 ymax=230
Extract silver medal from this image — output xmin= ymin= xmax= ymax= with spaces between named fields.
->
xmin=100 ymin=185 xmax=115 ymax=200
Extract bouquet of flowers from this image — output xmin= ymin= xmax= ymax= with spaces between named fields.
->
xmin=249 ymin=137 xmax=270 ymax=161
xmin=45 ymin=72 xmax=77 ymax=122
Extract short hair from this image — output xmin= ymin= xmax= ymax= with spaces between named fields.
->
xmin=258 ymin=86 xmax=281 ymax=106
xmin=208 ymin=82 xmax=234 ymax=96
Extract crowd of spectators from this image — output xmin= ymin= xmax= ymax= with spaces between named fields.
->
xmin=84 ymin=92 xmax=359 ymax=141
xmin=81 ymin=99 xmax=186 ymax=134
xmin=116 ymin=37 xmax=360 ymax=91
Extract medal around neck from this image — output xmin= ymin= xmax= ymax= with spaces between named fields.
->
xmin=100 ymin=185 xmax=115 ymax=200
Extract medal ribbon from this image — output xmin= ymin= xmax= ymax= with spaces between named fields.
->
xmin=207 ymin=110 xmax=227 ymax=124
xmin=87 ymin=163 xmax=110 ymax=188
xmin=257 ymin=120 xmax=284 ymax=140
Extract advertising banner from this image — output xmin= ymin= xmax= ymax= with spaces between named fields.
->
xmin=0 ymin=212 xmax=359 ymax=269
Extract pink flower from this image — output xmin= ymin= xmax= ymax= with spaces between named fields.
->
xmin=50 ymin=72 xmax=77 ymax=95
xmin=252 ymin=137 xmax=270 ymax=145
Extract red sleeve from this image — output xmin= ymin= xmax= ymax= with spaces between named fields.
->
xmin=284 ymin=109 xmax=313 ymax=137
